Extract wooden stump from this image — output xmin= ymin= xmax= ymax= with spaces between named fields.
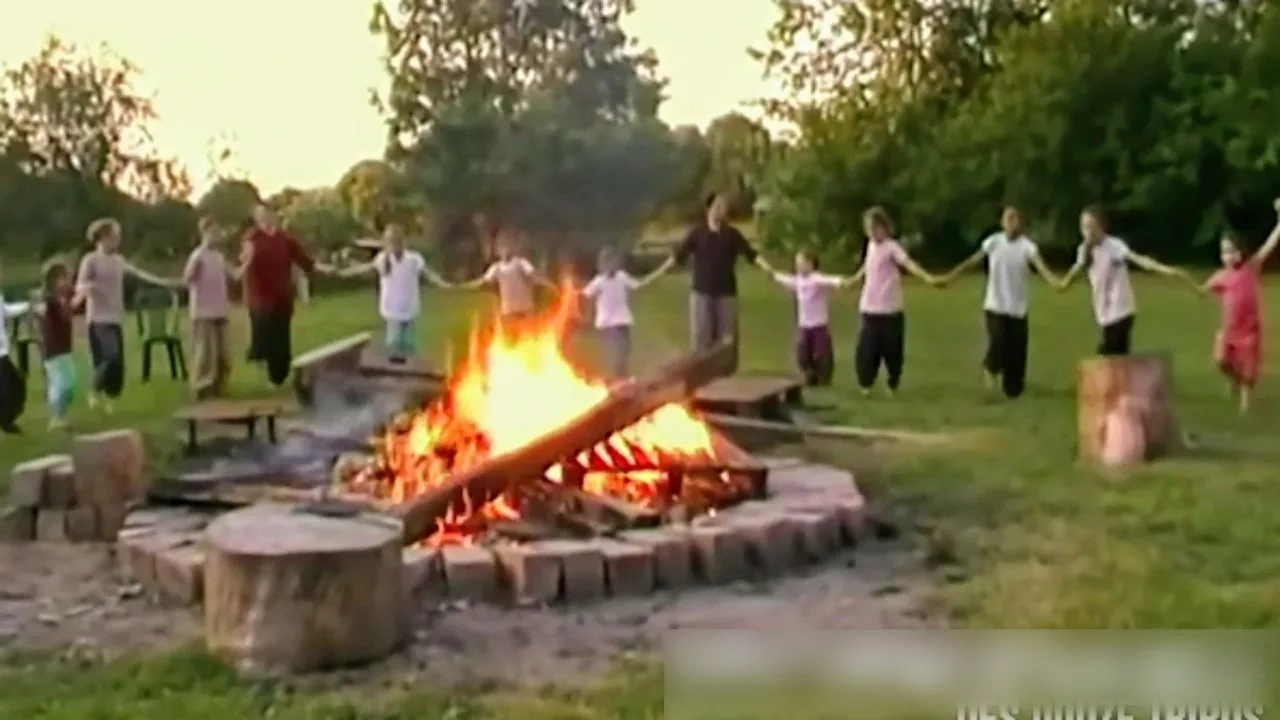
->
xmin=204 ymin=502 xmax=406 ymax=676
xmin=1077 ymin=353 xmax=1181 ymax=465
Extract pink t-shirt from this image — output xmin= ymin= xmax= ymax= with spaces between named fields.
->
xmin=582 ymin=271 xmax=639 ymax=328
xmin=774 ymin=272 xmax=841 ymax=328
xmin=183 ymin=246 xmax=231 ymax=320
xmin=859 ymin=239 xmax=909 ymax=314
xmin=1208 ymin=264 xmax=1261 ymax=334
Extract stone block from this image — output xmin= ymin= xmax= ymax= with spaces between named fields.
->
xmin=542 ymin=541 xmax=604 ymax=603
xmin=769 ymin=464 xmax=856 ymax=496
xmin=787 ymin=510 xmax=841 ymax=563
xmin=41 ymin=465 xmax=79 ymax=508
xmin=719 ymin=512 xmax=797 ymax=576
xmin=35 ymin=510 xmax=68 ymax=542
xmin=494 ymin=543 xmax=562 ymax=604
xmin=620 ymin=527 xmax=692 ymax=589
xmin=64 ymin=506 xmax=99 ymax=542
xmin=827 ymin=494 xmax=868 ymax=545
xmin=401 ymin=546 xmax=444 ymax=600
xmin=593 ymin=538 xmax=654 ymax=596
xmin=8 ymin=455 xmax=70 ymax=508
xmin=155 ymin=543 xmax=205 ymax=604
xmin=125 ymin=507 xmax=210 ymax=534
xmin=687 ymin=525 xmax=748 ymax=584
xmin=0 ymin=506 xmax=35 ymax=542
xmin=441 ymin=545 xmax=498 ymax=603
xmin=116 ymin=531 xmax=188 ymax=587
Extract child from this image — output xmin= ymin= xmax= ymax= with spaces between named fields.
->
xmin=77 ymin=217 xmax=177 ymax=412
xmin=0 ymin=261 xmax=26 ymax=434
xmin=1196 ymin=202 xmax=1280 ymax=413
xmin=183 ymin=217 xmax=243 ymax=399
xmin=850 ymin=207 xmax=940 ymax=397
xmin=35 ymin=260 xmax=84 ymax=429
xmin=454 ymin=230 xmax=554 ymax=322
xmin=337 ymin=222 xmax=449 ymax=360
xmin=580 ymin=247 xmax=651 ymax=378
xmin=942 ymin=206 xmax=1060 ymax=399
xmin=770 ymin=250 xmax=855 ymax=386
xmin=1057 ymin=205 xmax=1190 ymax=356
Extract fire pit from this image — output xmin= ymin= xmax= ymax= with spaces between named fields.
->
xmin=77 ymin=296 xmax=868 ymax=675
xmin=334 ymin=301 xmax=767 ymax=547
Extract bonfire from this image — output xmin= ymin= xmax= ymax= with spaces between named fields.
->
xmin=343 ymin=293 xmax=753 ymax=545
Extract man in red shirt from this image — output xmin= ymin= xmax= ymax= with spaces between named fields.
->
xmin=240 ymin=205 xmax=331 ymax=386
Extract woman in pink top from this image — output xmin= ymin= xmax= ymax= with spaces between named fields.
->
xmin=1198 ymin=202 xmax=1280 ymax=412
xmin=848 ymin=207 xmax=940 ymax=396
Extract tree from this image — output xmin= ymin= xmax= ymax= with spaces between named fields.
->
xmin=336 ymin=159 xmax=416 ymax=233
xmin=0 ymin=35 xmax=191 ymax=256
xmin=279 ymin=188 xmax=363 ymax=252
xmin=370 ymin=0 xmax=677 ymax=269
xmin=704 ymin=112 xmax=775 ymax=218
xmin=753 ymin=0 xmax=1280 ymax=264
xmin=195 ymin=178 xmax=262 ymax=230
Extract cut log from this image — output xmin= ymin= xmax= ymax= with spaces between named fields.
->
xmin=203 ymin=502 xmax=406 ymax=676
xmin=393 ymin=338 xmax=735 ymax=544
xmin=1077 ymin=353 xmax=1181 ymax=465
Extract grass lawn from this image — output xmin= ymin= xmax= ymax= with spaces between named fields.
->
xmin=2 ymin=271 xmax=1278 ymax=717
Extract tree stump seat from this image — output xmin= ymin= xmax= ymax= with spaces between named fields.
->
xmin=1077 ymin=353 xmax=1182 ymax=466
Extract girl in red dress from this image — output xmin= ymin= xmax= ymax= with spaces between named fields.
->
xmin=1200 ymin=201 xmax=1280 ymax=412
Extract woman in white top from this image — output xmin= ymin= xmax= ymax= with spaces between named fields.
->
xmin=1057 ymin=205 xmax=1189 ymax=355
xmin=580 ymin=246 xmax=655 ymax=378
xmin=943 ymin=206 xmax=1060 ymax=398
xmin=337 ymin=222 xmax=449 ymax=360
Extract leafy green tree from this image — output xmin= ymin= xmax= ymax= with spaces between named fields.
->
xmin=195 ymin=178 xmax=261 ymax=231
xmin=279 ymin=188 xmax=363 ymax=253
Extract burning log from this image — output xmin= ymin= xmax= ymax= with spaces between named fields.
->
xmin=392 ymin=338 xmax=735 ymax=545
xmin=203 ymin=501 xmax=406 ymax=675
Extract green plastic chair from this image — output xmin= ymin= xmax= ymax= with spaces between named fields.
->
xmin=134 ymin=288 xmax=188 ymax=382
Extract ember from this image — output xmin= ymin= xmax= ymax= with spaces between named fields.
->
xmin=342 ymin=292 xmax=763 ymax=545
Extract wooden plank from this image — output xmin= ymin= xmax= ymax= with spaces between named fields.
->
xmin=705 ymin=412 xmax=952 ymax=445
xmin=173 ymin=398 xmax=286 ymax=423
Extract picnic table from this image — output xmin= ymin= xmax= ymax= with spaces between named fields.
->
xmin=173 ymin=398 xmax=288 ymax=453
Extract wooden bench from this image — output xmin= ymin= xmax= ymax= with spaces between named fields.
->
xmin=291 ymin=332 xmax=373 ymax=406
xmin=173 ymin=398 xmax=288 ymax=453
xmin=358 ymin=346 xmax=446 ymax=383
xmin=693 ymin=374 xmax=804 ymax=420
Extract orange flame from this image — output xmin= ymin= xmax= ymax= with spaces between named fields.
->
xmin=345 ymin=289 xmax=717 ymax=545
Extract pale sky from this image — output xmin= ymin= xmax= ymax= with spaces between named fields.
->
xmin=0 ymin=0 xmax=780 ymax=198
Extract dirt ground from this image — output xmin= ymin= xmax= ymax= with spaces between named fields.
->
xmin=0 ymin=533 xmax=940 ymax=686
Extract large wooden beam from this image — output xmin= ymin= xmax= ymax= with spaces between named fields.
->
xmin=391 ymin=338 xmax=734 ymax=544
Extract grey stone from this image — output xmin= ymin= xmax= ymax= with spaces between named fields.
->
xmin=494 ymin=543 xmax=562 ymax=604
xmin=8 ymin=455 xmax=70 ymax=508
xmin=35 ymin=510 xmax=69 ymax=542
xmin=154 ymin=544 xmax=204 ymax=604
xmin=0 ymin=506 xmax=35 ymax=542
xmin=620 ymin=527 xmax=692 ymax=589
xmin=441 ymin=545 xmax=498 ymax=602
xmin=593 ymin=538 xmax=654 ymax=596
xmin=116 ymin=531 xmax=188 ymax=587
xmin=719 ymin=512 xmax=797 ymax=576
xmin=401 ymin=546 xmax=444 ymax=600
xmin=540 ymin=540 xmax=605 ymax=603
xmin=687 ymin=525 xmax=748 ymax=584
xmin=787 ymin=510 xmax=841 ymax=563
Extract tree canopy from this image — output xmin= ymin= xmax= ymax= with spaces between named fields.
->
xmin=754 ymin=0 xmax=1280 ymax=267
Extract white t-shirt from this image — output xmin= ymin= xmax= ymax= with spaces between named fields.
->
xmin=0 ymin=294 xmax=10 ymax=357
xmin=582 ymin=271 xmax=639 ymax=328
xmin=1078 ymin=236 xmax=1135 ymax=325
xmin=981 ymin=233 xmax=1039 ymax=317
xmin=774 ymin=272 xmax=842 ymax=328
xmin=377 ymin=249 xmax=426 ymax=321
xmin=482 ymin=257 xmax=537 ymax=315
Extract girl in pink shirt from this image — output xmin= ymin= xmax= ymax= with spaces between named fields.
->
xmin=771 ymin=250 xmax=855 ymax=386
xmin=849 ymin=207 xmax=940 ymax=396
xmin=1198 ymin=206 xmax=1280 ymax=412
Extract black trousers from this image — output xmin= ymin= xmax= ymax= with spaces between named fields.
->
xmin=88 ymin=322 xmax=125 ymax=398
xmin=1097 ymin=315 xmax=1134 ymax=356
xmin=796 ymin=326 xmax=834 ymax=386
xmin=0 ymin=355 xmax=25 ymax=429
xmin=855 ymin=312 xmax=905 ymax=390
xmin=249 ymin=309 xmax=294 ymax=386
xmin=983 ymin=311 xmax=1029 ymax=398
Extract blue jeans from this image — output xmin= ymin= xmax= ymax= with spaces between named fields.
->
xmin=385 ymin=319 xmax=416 ymax=356
xmin=44 ymin=353 xmax=77 ymax=418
